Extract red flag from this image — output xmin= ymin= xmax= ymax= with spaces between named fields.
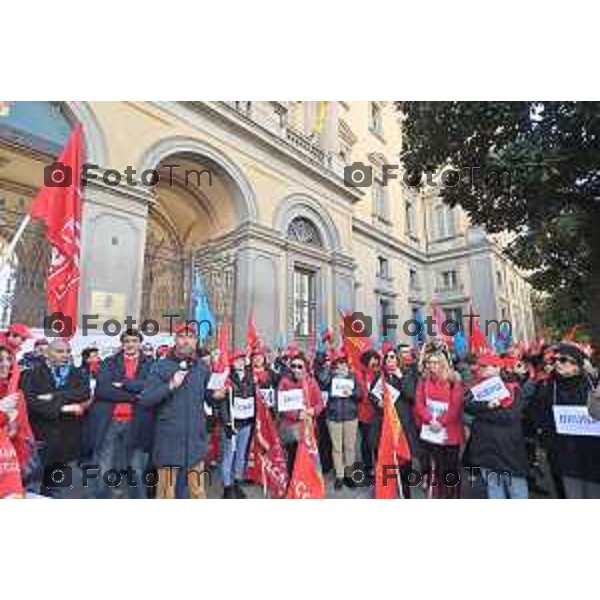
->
xmin=286 ymin=421 xmax=325 ymax=499
xmin=375 ymin=378 xmax=411 ymax=499
xmin=431 ymin=302 xmax=453 ymax=348
xmin=246 ymin=394 xmax=289 ymax=498
xmin=29 ymin=125 xmax=83 ymax=338
xmin=214 ymin=318 xmax=231 ymax=372
xmin=246 ymin=311 xmax=259 ymax=352
xmin=467 ymin=304 xmax=491 ymax=356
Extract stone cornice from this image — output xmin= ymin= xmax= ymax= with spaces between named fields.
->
xmin=160 ymin=101 xmax=364 ymax=205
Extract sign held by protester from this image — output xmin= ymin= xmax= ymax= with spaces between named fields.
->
xmin=470 ymin=376 xmax=509 ymax=403
xmin=553 ymin=405 xmax=600 ymax=437
xmin=277 ymin=388 xmax=304 ymax=412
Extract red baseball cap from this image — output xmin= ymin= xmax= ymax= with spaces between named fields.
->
xmin=478 ymin=353 xmax=503 ymax=367
xmin=8 ymin=323 xmax=32 ymax=339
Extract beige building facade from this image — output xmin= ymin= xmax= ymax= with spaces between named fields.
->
xmin=0 ymin=101 xmax=535 ymax=347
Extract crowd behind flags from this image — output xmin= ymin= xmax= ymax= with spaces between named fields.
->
xmin=1 ymin=308 xmax=599 ymax=499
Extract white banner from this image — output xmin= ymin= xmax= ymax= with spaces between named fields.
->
xmin=277 ymin=388 xmax=305 ymax=412
xmin=419 ymin=399 xmax=448 ymax=445
xmin=207 ymin=370 xmax=229 ymax=390
xmin=553 ymin=405 xmax=600 ymax=437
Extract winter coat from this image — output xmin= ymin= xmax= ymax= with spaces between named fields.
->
xmin=20 ymin=361 xmax=89 ymax=465
xmin=326 ymin=372 xmax=359 ymax=422
xmin=139 ymin=354 xmax=209 ymax=469
xmin=86 ymin=352 xmax=155 ymax=454
xmin=464 ymin=379 xmax=528 ymax=477
xmin=533 ymin=374 xmax=600 ymax=483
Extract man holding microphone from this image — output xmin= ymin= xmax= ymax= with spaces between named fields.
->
xmin=140 ymin=322 xmax=210 ymax=499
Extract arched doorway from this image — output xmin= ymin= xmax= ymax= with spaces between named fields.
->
xmin=140 ymin=149 xmax=253 ymax=333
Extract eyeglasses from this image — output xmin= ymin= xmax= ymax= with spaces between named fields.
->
xmin=290 ymin=363 xmax=305 ymax=370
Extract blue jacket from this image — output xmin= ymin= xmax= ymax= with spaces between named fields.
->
xmin=85 ymin=352 xmax=155 ymax=454
xmin=139 ymin=355 xmax=209 ymax=469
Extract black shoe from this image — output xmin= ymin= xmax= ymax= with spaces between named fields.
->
xmin=223 ymin=485 xmax=236 ymax=499
xmin=234 ymin=482 xmax=247 ymax=499
xmin=334 ymin=478 xmax=344 ymax=490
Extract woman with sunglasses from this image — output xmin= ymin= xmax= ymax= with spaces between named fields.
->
xmin=277 ymin=352 xmax=324 ymax=476
xmin=532 ymin=342 xmax=600 ymax=498
xmin=415 ymin=349 xmax=464 ymax=498
xmin=0 ymin=345 xmax=35 ymax=498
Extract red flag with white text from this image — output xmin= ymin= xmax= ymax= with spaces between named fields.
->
xmin=29 ymin=125 xmax=83 ymax=338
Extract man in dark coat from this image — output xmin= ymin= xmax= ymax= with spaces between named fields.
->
xmin=20 ymin=339 xmax=89 ymax=498
xmin=140 ymin=323 xmax=209 ymax=499
xmin=86 ymin=329 xmax=155 ymax=499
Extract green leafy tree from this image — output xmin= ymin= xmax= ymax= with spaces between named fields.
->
xmin=398 ymin=101 xmax=600 ymax=351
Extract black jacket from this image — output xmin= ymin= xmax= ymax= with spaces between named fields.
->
xmin=464 ymin=384 xmax=528 ymax=477
xmin=20 ymin=362 xmax=89 ymax=465
xmin=86 ymin=352 xmax=155 ymax=453
xmin=533 ymin=374 xmax=599 ymax=483
xmin=326 ymin=373 xmax=359 ymax=422
xmin=208 ymin=367 xmax=256 ymax=430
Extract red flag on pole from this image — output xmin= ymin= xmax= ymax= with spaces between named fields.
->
xmin=467 ymin=303 xmax=491 ymax=356
xmin=214 ymin=317 xmax=231 ymax=373
xmin=375 ymin=378 xmax=411 ymax=499
xmin=29 ymin=125 xmax=83 ymax=338
xmin=286 ymin=418 xmax=325 ymax=499
xmin=246 ymin=395 xmax=289 ymax=498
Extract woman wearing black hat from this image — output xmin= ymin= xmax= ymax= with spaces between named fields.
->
xmin=533 ymin=342 xmax=600 ymax=498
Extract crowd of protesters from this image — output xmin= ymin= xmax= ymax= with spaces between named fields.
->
xmin=1 ymin=319 xmax=599 ymax=499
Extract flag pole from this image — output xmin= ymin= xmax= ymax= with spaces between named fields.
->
xmin=0 ymin=214 xmax=30 ymax=266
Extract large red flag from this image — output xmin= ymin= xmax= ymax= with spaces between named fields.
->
xmin=375 ymin=378 xmax=411 ymax=499
xmin=214 ymin=317 xmax=231 ymax=373
xmin=246 ymin=395 xmax=289 ymax=498
xmin=286 ymin=419 xmax=325 ymax=499
xmin=29 ymin=125 xmax=83 ymax=337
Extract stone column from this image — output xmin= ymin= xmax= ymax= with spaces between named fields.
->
xmin=78 ymin=179 xmax=152 ymax=330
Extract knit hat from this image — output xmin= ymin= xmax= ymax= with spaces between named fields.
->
xmin=555 ymin=342 xmax=586 ymax=368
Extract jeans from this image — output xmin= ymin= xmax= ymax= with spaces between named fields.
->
xmin=221 ymin=424 xmax=252 ymax=487
xmin=562 ymin=476 xmax=600 ymax=499
xmin=483 ymin=469 xmax=529 ymax=499
xmin=92 ymin=420 xmax=149 ymax=499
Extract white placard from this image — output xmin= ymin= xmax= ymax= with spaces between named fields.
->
xmin=233 ymin=396 xmax=255 ymax=420
xmin=321 ymin=391 xmax=329 ymax=407
xmin=331 ymin=377 xmax=355 ymax=397
xmin=207 ymin=369 xmax=229 ymax=390
xmin=259 ymin=388 xmax=275 ymax=407
xmin=470 ymin=376 xmax=510 ymax=403
xmin=420 ymin=399 xmax=449 ymax=445
xmin=553 ymin=405 xmax=600 ymax=437
xmin=371 ymin=378 xmax=400 ymax=403
xmin=203 ymin=401 xmax=213 ymax=416
xmin=277 ymin=388 xmax=305 ymax=412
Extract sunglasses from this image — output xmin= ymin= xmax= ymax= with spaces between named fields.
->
xmin=290 ymin=363 xmax=305 ymax=370
xmin=556 ymin=355 xmax=577 ymax=365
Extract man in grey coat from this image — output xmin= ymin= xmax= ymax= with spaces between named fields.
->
xmin=140 ymin=323 xmax=209 ymax=499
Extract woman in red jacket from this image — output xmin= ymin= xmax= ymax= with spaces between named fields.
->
xmin=277 ymin=352 xmax=324 ymax=475
xmin=0 ymin=345 xmax=35 ymax=498
xmin=415 ymin=350 xmax=464 ymax=498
